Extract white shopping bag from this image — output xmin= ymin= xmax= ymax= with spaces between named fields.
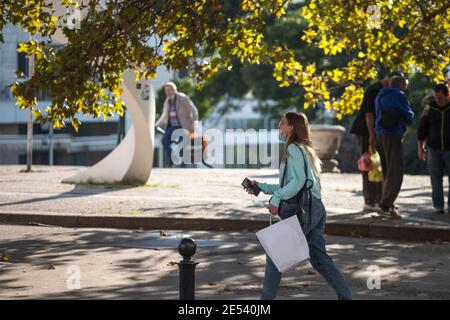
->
xmin=256 ymin=214 xmax=309 ymax=273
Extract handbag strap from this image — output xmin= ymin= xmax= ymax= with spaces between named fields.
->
xmin=281 ymin=143 xmax=313 ymax=190
xmin=281 ymin=143 xmax=314 ymax=217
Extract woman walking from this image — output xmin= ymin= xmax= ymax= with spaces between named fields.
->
xmin=244 ymin=112 xmax=352 ymax=300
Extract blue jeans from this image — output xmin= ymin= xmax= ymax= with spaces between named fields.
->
xmin=427 ymin=148 xmax=450 ymax=210
xmin=162 ymin=125 xmax=184 ymax=167
xmin=260 ymin=197 xmax=352 ymax=300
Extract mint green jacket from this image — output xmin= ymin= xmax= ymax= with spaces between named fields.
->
xmin=258 ymin=144 xmax=321 ymax=207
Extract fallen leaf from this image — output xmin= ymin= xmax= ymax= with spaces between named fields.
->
xmin=167 ymin=261 xmax=177 ymax=267
xmin=389 ymin=283 xmax=397 ymax=288
xmin=1 ymin=254 xmax=10 ymax=262
xmin=160 ymin=230 xmax=167 ymax=237
xmin=307 ymin=270 xmax=317 ymax=275
xmin=302 ymin=283 xmax=309 ymax=288
xmin=48 ymin=265 xmax=55 ymax=270
xmin=223 ymin=284 xmax=233 ymax=292
xmin=208 ymin=281 xmax=219 ymax=286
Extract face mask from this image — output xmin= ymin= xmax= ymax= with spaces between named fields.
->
xmin=279 ymin=132 xmax=286 ymax=142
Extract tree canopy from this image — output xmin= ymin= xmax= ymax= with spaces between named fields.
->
xmin=1 ymin=0 xmax=449 ymax=128
xmin=297 ymin=0 xmax=450 ymax=117
xmin=191 ymin=4 xmax=353 ymax=122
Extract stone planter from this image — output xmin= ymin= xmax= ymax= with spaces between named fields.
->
xmin=310 ymin=125 xmax=345 ymax=173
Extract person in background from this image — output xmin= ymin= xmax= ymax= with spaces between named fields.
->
xmin=155 ymin=82 xmax=199 ymax=167
xmin=375 ymin=76 xmax=415 ymax=218
xmin=350 ymin=72 xmax=401 ymax=212
xmin=421 ymin=70 xmax=450 ymax=107
xmin=417 ymin=83 xmax=450 ymax=214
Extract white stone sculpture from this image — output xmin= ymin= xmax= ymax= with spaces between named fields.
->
xmin=47 ymin=1 xmax=155 ymax=184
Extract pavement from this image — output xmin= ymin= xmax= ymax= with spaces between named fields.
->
xmin=1 ymin=166 xmax=449 ymax=300
xmin=1 ymin=224 xmax=449 ymax=300
xmin=0 ymin=166 xmax=449 ymax=241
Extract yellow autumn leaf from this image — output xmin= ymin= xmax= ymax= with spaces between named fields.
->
xmin=305 ymin=64 xmax=316 ymax=74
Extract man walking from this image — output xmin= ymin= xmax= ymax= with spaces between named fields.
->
xmin=375 ymin=76 xmax=415 ymax=218
xmin=156 ymin=82 xmax=199 ymax=167
xmin=417 ymin=84 xmax=450 ymax=214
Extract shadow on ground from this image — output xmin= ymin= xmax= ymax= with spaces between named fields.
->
xmin=0 ymin=183 xmax=139 ymax=208
xmin=1 ymin=227 xmax=449 ymax=299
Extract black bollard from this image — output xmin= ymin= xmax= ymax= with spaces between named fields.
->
xmin=178 ymin=238 xmax=199 ymax=300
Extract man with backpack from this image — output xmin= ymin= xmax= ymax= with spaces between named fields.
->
xmin=350 ymin=72 xmax=401 ymax=212
xmin=375 ymin=76 xmax=415 ymax=218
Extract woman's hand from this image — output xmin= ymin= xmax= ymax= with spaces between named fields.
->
xmin=244 ymin=180 xmax=259 ymax=195
xmin=266 ymin=203 xmax=279 ymax=215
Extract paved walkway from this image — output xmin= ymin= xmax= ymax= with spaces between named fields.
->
xmin=0 ymin=166 xmax=449 ymax=241
xmin=1 ymin=225 xmax=449 ymax=299
xmin=1 ymin=167 xmax=449 ymax=299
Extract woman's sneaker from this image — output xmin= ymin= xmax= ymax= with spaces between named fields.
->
xmin=434 ymin=208 xmax=445 ymax=215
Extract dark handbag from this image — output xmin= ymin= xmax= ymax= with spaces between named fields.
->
xmin=277 ymin=144 xmax=314 ymax=221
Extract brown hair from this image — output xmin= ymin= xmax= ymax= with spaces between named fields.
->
xmin=282 ymin=112 xmax=322 ymax=180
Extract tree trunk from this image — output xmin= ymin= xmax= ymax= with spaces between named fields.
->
xmin=26 ymin=108 xmax=33 ymax=171
xmin=49 ymin=122 xmax=54 ymax=166
xmin=26 ymin=51 xmax=34 ymax=172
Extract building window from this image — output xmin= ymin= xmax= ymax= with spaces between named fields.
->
xmin=0 ymin=85 xmax=11 ymax=100
xmin=17 ymin=50 xmax=29 ymax=78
